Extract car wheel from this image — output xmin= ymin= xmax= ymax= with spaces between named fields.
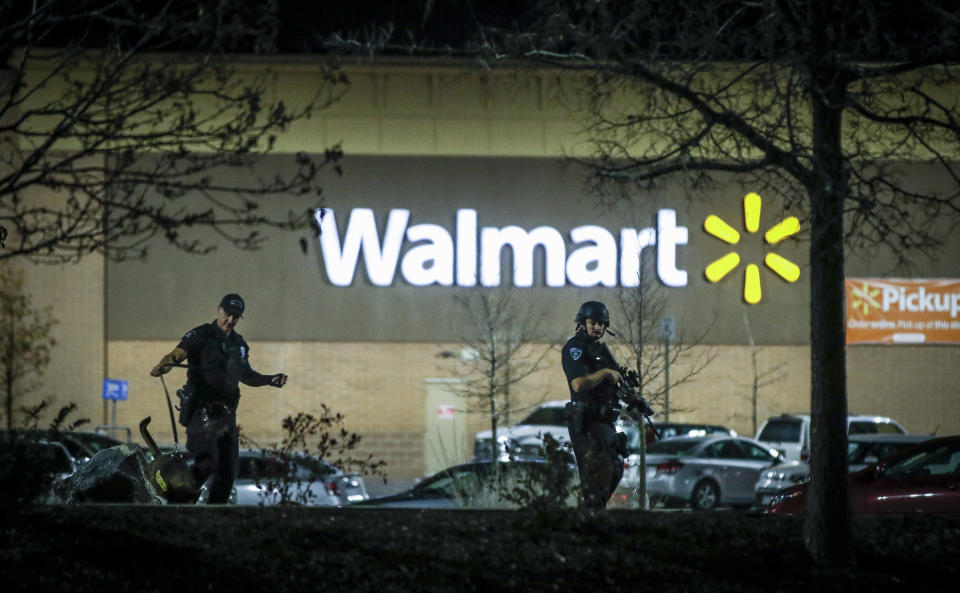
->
xmin=690 ymin=480 xmax=720 ymax=510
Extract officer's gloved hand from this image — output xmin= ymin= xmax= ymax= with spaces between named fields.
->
xmin=269 ymin=374 xmax=288 ymax=388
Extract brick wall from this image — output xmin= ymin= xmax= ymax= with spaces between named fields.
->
xmin=98 ymin=338 xmax=960 ymax=486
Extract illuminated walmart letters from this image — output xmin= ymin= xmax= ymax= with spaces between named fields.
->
xmin=316 ymin=208 xmax=688 ymax=288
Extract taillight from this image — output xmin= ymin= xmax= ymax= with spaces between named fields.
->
xmin=324 ymin=480 xmax=341 ymax=496
xmin=655 ymin=460 xmax=683 ymax=474
xmin=800 ymin=446 xmax=810 ymax=462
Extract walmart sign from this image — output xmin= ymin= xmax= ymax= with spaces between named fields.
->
xmin=314 ymin=208 xmax=689 ymax=289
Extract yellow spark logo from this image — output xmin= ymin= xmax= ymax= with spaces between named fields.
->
xmin=704 ymin=192 xmax=800 ymax=304
xmin=850 ymin=281 xmax=881 ymax=316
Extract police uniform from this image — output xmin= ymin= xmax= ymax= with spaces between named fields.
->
xmin=176 ymin=312 xmax=279 ymax=503
xmin=562 ymin=331 xmax=627 ymax=510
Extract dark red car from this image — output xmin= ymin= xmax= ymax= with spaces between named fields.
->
xmin=767 ymin=435 xmax=960 ymax=515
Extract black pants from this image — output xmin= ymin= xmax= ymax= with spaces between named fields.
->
xmin=568 ymin=419 xmax=624 ymax=510
xmin=186 ymin=403 xmax=239 ymax=504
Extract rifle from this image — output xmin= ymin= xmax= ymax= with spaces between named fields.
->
xmin=590 ymin=339 xmax=661 ymax=440
xmin=616 ymin=369 xmax=661 ymax=440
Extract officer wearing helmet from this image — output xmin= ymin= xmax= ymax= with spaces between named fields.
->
xmin=561 ymin=300 xmax=627 ymax=510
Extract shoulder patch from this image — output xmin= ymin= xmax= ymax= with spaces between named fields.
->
xmin=183 ymin=330 xmax=196 ymax=340
xmin=240 ymin=345 xmax=247 ymax=358
xmin=569 ymin=347 xmax=582 ymax=361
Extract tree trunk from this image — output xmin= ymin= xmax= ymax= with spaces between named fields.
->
xmin=4 ymin=305 xmax=13 ymax=430
xmin=802 ymin=69 xmax=852 ymax=565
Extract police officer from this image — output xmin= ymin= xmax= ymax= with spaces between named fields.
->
xmin=561 ymin=300 xmax=627 ymax=510
xmin=150 ymin=293 xmax=288 ymax=503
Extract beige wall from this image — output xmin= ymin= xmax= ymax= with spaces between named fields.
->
xmin=102 ymin=339 xmax=959 ymax=485
xmin=19 ymin=256 xmax=105 ymax=427
xmin=15 ymin=177 xmax=106 ymax=430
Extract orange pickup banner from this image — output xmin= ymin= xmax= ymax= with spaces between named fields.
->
xmin=846 ymin=278 xmax=960 ymax=344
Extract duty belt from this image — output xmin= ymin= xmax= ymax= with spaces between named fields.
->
xmin=199 ymin=402 xmax=234 ymax=418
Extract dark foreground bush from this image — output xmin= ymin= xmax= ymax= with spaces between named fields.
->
xmin=1 ymin=505 xmax=958 ymax=593
xmin=0 ymin=403 xmax=89 ymax=509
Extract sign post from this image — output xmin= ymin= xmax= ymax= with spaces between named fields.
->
xmin=660 ymin=317 xmax=675 ymax=422
xmin=99 ymin=379 xmax=131 ymax=442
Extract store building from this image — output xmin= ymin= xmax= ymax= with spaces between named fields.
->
xmin=24 ymin=60 xmax=960 ymax=486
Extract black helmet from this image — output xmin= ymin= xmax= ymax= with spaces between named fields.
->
xmin=575 ymin=301 xmax=609 ymax=325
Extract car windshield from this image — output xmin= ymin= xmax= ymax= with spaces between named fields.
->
xmin=848 ymin=421 xmax=905 ymax=435
xmin=883 ymin=442 xmax=960 ymax=479
xmin=416 ymin=465 xmax=489 ymax=498
xmin=56 ymin=438 xmax=89 ymax=459
xmin=758 ymin=419 xmax=801 ymax=442
xmin=293 ymin=455 xmax=337 ymax=478
xmin=237 ymin=452 xmax=337 ymax=481
xmin=238 ymin=456 xmax=296 ymax=480
xmin=72 ymin=433 xmax=120 ymax=452
xmin=36 ymin=443 xmax=74 ymax=474
xmin=848 ymin=440 xmax=915 ymax=464
xmin=519 ymin=407 xmax=566 ymax=426
xmin=647 ymin=439 xmax=702 ymax=456
xmin=658 ymin=424 xmax=729 ymax=439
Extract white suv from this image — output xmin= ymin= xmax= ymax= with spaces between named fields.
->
xmin=755 ymin=413 xmax=908 ymax=464
xmin=473 ymin=400 xmax=571 ymax=461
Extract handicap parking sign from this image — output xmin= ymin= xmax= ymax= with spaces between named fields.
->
xmin=102 ymin=379 xmax=129 ymax=401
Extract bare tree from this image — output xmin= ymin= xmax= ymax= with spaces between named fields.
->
xmin=444 ymin=286 xmax=554 ymax=467
xmin=741 ymin=310 xmax=789 ymax=437
xmin=1 ymin=0 xmax=346 ymax=264
xmin=613 ymin=243 xmax=715 ymax=508
xmin=615 ymin=247 xmax=716 ymax=420
xmin=335 ymin=0 xmax=960 ymax=565
xmin=0 ymin=262 xmax=57 ymax=428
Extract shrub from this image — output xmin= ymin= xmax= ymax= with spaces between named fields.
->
xmin=239 ymin=404 xmax=387 ymax=506
xmin=0 ymin=402 xmax=89 ymax=510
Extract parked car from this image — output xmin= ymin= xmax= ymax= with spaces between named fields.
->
xmin=755 ymin=413 xmax=907 ymax=463
xmin=767 ymin=435 xmax=960 ymax=515
xmin=211 ymin=449 xmax=369 ymax=506
xmin=352 ymin=459 xmax=578 ymax=509
xmin=0 ymin=430 xmax=78 ymax=503
xmin=473 ymin=400 xmax=571 ymax=461
xmin=3 ymin=437 xmax=78 ymax=481
xmin=54 ymin=431 xmax=122 ymax=464
xmin=474 ymin=399 xmax=735 ymax=462
xmin=754 ymin=433 xmax=935 ymax=506
xmin=611 ymin=421 xmax=740 ymax=508
xmin=0 ymin=429 xmax=121 ymax=466
xmin=636 ymin=435 xmax=783 ymax=510
xmin=618 ymin=420 xmax=737 ymax=450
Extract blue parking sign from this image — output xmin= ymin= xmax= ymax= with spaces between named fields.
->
xmin=102 ymin=379 xmax=129 ymax=401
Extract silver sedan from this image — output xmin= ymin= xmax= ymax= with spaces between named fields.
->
xmin=208 ymin=449 xmax=369 ymax=506
xmin=639 ymin=436 xmax=783 ymax=510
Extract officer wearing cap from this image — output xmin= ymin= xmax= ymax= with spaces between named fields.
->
xmin=150 ymin=293 xmax=288 ymax=503
xmin=561 ymin=300 xmax=626 ymax=510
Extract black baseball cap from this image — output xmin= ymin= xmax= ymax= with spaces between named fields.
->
xmin=219 ymin=293 xmax=245 ymax=316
